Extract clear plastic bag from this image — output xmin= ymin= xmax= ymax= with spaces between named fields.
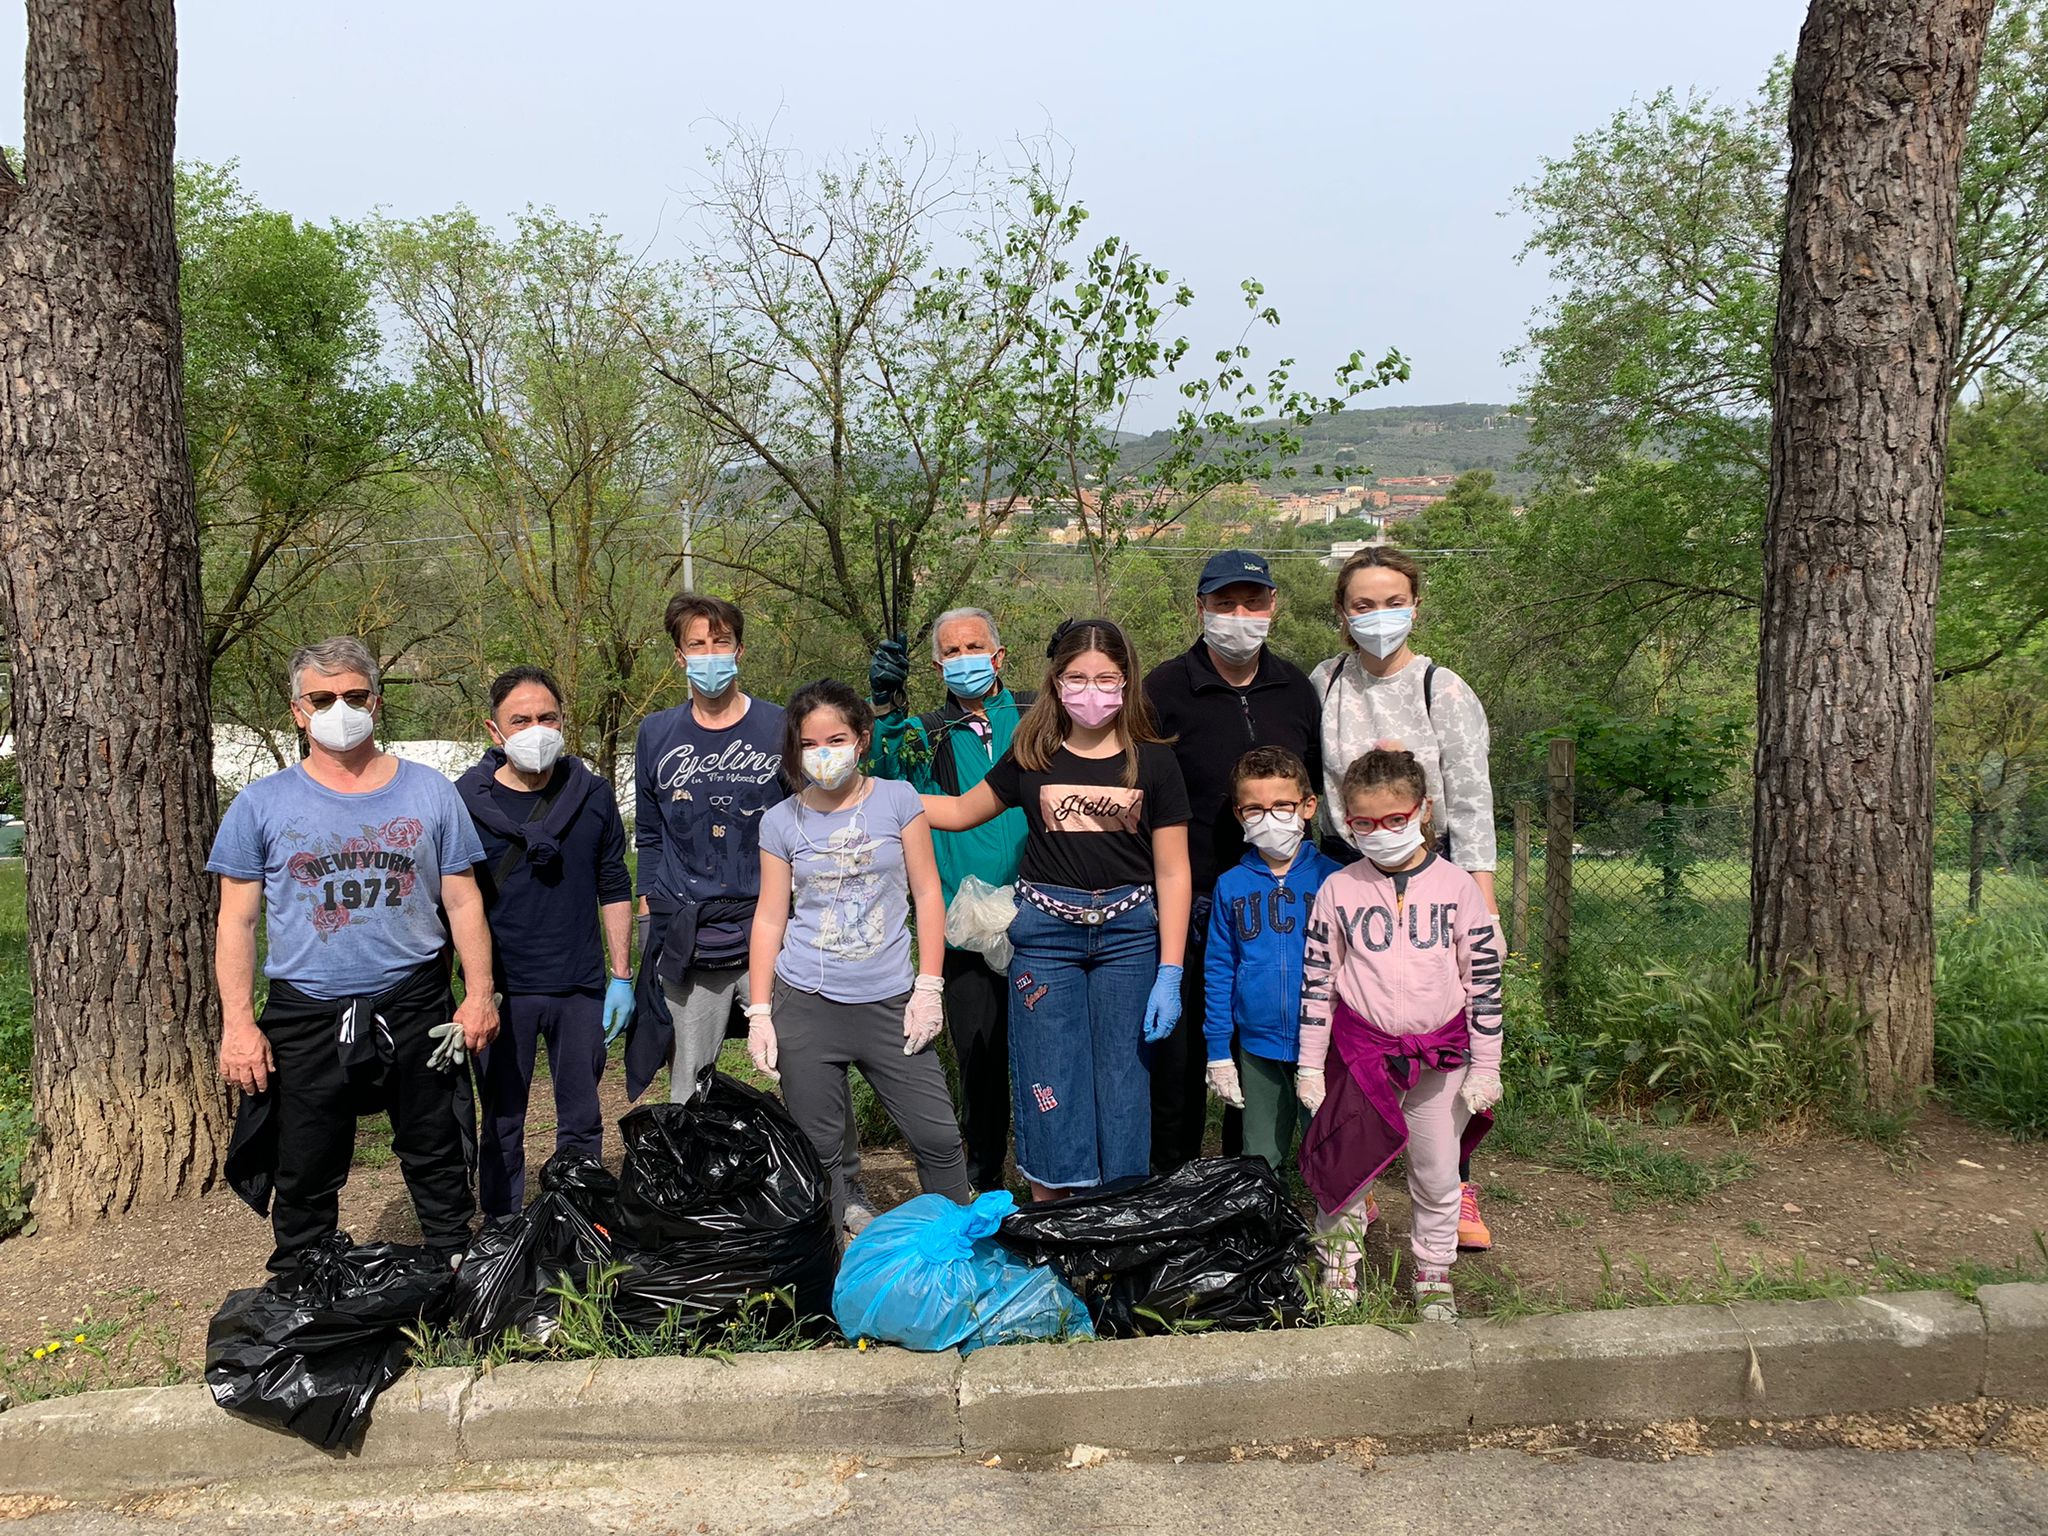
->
xmin=944 ymin=876 xmax=1018 ymax=973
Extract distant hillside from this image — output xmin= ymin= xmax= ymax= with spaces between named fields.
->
xmin=1121 ymin=402 xmax=1536 ymax=498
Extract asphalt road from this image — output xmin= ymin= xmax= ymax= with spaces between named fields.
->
xmin=5 ymin=1446 xmax=2045 ymax=1535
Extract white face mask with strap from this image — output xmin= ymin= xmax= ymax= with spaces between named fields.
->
xmin=1353 ymin=822 xmax=1424 ymax=865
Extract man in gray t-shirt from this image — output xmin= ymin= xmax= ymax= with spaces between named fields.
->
xmin=212 ymin=637 xmax=496 ymax=1272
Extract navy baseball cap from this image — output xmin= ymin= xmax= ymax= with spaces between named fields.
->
xmin=1197 ymin=549 xmax=1276 ymax=595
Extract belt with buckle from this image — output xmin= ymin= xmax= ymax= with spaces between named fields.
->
xmin=1018 ymin=881 xmax=1154 ymax=926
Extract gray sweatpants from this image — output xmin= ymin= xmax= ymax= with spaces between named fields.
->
xmin=771 ymin=978 xmax=971 ymax=1227
xmin=662 ymin=965 xmax=746 ymax=1103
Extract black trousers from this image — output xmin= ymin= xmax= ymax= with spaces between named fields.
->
xmin=945 ymin=945 xmax=1011 ymax=1192
xmin=258 ymin=962 xmax=474 ymax=1271
xmin=477 ymin=988 xmax=606 ymax=1218
xmin=1149 ymin=901 xmax=1243 ymax=1172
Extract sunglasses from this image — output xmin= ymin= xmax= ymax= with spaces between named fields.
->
xmin=299 ymin=690 xmax=376 ymax=711
xmin=1344 ymin=800 xmax=1423 ymax=834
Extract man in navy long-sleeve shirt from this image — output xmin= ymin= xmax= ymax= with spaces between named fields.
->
xmin=457 ymin=666 xmax=634 ymax=1216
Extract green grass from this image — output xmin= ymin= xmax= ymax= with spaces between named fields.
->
xmin=1591 ymin=1231 xmax=2048 ymax=1310
xmin=1496 ymin=850 xmax=2047 ymax=974
xmin=405 ymin=1264 xmax=823 ymax=1369
xmin=1934 ymin=912 xmax=2048 ymax=1139
xmin=0 ymin=1287 xmax=188 ymax=1403
xmin=0 ymin=861 xmax=30 ymax=1237
xmin=1488 ymin=1099 xmax=1754 ymax=1212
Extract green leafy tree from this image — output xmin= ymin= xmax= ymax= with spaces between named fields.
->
xmin=374 ymin=208 xmax=717 ymax=775
xmin=1563 ymin=707 xmax=1746 ymax=914
xmin=644 ymin=127 xmax=1403 ymax=643
xmin=178 ymin=163 xmax=431 ymax=748
xmin=1503 ymin=1 xmax=2048 ymax=681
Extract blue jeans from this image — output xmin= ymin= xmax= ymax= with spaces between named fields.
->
xmin=1006 ymin=885 xmax=1159 ymax=1189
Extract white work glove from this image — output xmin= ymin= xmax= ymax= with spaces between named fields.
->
xmin=1295 ymin=1067 xmax=1326 ymax=1116
xmin=744 ymin=1002 xmax=779 ymax=1081
xmin=426 ymin=1020 xmax=466 ymax=1072
xmin=903 ymin=975 xmax=945 ymax=1055
xmin=1205 ymin=1058 xmax=1245 ymax=1108
xmin=1460 ymin=1068 xmax=1503 ymax=1116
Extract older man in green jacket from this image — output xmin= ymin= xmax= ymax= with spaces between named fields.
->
xmin=868 ymin=607 xmax=1031 ymax=1193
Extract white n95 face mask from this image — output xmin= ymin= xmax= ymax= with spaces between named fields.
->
xmin=503 ymin=726 xmax=564 ymax=774
xmin=307 ymin=698 xmax=375 ymax=752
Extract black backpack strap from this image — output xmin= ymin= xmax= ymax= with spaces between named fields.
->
xmin=1423 ymin=660 xmax=1437 ymax=718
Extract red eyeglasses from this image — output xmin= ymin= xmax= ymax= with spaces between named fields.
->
xmin=1344 ymin=801 xmax=1423 ymax=834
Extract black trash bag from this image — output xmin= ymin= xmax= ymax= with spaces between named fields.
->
xmin=451 ymin=1189 xmax=615 ymax=1345
xmin=994 ymin=1157 xmax=1312 ymax=1338
xmin=204 ymin=1236 xmax=456 ymax=1450
xmin=538 ymin=1150 xmax=619 ymax=1224
xmin=610 ymin=1071 xmax=838 ymax=1337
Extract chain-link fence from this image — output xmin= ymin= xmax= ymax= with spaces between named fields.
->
xmin=1489 ymin=782 xmax=2048 ymax=976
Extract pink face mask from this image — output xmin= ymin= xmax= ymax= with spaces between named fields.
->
xmin=1061 ymin=683 xmax=1124 ymax=729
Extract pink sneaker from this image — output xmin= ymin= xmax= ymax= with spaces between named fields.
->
xmin=1457 ymin=1182 xmax=1492 ymax=1252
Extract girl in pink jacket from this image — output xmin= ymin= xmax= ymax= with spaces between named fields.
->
xmin=1296 ymin=749 xmax=1504 ymax=1319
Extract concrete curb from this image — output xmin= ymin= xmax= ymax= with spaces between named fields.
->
xmin=5 ymin=1282 xmax=2045 ymax=1497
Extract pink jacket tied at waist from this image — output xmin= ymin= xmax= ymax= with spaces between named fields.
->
xmin=1297 ymin=995 xmax=1493 ymax=1217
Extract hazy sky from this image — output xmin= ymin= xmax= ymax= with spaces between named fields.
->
xmin=4 ymin=1 xmax=1804 ymax=423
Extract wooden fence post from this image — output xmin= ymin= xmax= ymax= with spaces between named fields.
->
xmin=1543 ymin=738 xmax=1576 ymax=1002
xmin=1511 ymin=798 xmax=1533 ymax=956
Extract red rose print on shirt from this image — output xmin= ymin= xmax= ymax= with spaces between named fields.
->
xmin=381 ymin=816 xmax=424 ymax=850
xmin=311 ymin=903 xmax=351 ymax=937
xmin=341 ymin=835 xmax=377 ymax=862
xmin=395 ymin=870 xmax=417 ymax=899
xmin=287 ymin=852 xmax=322 ymax=886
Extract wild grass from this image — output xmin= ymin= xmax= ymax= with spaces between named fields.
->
xmin=404 ymin=1264 xmax=824 ymax=1369
xmin=0 ymin=1287 xmax=189 ymax=1403
xmin=1934 ymin=913 xmax=2048 ymax=1139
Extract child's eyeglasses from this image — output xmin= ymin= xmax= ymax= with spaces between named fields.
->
xmin=1344 ymin=801 xmax=1422 ymax=834
xmin=1237 ymin=802 xmax=1303 ymax=824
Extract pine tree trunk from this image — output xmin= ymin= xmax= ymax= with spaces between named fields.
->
xmin=1752 ymin=0 xmax=1992 ymax=1107
xmin=0 ymin=0 xmax=231 ymax=1221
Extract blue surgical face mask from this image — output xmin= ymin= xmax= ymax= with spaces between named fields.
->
xmin=1347 ymin=607 xmax=1414 ymax=659
xmin=940 ymin=653 xmax=998 ymax=700
xmin=684 ymin=653 xmax=739 ymax=696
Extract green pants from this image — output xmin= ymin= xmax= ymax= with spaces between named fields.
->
xmin=1240 ymin=1050 xmax=1305 ymax=1175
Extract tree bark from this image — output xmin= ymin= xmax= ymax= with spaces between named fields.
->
xmin=1752 ymin=0 xmax=1992 ymax=1106
xmin=0 ymin=0 xmax=230 ymax=1220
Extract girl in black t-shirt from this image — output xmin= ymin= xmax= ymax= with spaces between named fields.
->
xmin=923 ymin=619 xmax=1192 ymax=1199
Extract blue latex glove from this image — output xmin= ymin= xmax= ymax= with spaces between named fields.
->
xmin=1141 ymin=964 xmax=1184 ymax=1044
xmin=869 ymin=634 xmax=911 ymax=705
xmin=602 ymin=976 xmax=635 ymax=1044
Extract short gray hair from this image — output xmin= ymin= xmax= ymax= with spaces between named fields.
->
xmin=930 ymin=607 xmax=1001 ymax=662
xmin=289 ymin=637 xmax=381 ymax=698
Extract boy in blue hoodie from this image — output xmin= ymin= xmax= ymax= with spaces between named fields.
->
xmin=1203 ymin=747 xmax=1344 ymax=1173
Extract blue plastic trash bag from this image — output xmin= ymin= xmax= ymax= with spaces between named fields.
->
xmin=833 ymin=1190 xmax=1094 ymax=1353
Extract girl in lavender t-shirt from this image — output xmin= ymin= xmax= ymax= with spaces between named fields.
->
xmin=747 ymin=679 xmax=971 ymax=1227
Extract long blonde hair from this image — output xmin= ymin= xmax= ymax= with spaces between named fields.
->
xmin=1012 ymin=618 xmax=1170 ymax=789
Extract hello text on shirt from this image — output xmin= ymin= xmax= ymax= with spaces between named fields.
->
xmin=1038 ymin=784 xmax=1145 ymax=835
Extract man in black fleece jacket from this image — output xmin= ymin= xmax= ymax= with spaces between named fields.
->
xmin=1141 ymin=550 xmax=1322 ymax=1171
